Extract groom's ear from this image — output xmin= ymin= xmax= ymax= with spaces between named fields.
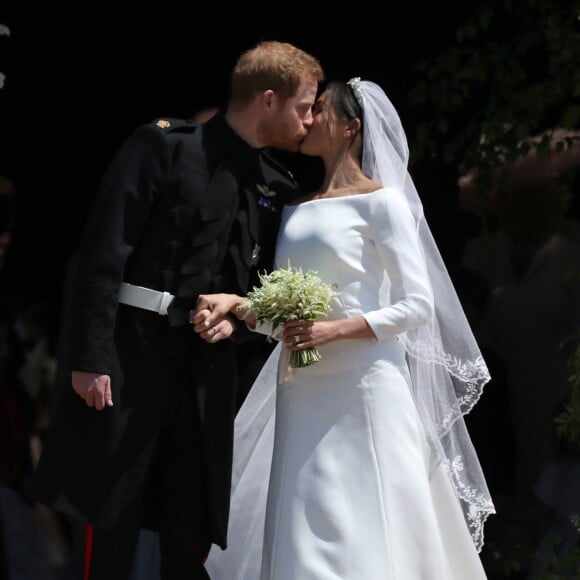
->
xmin=261 ymin=90 xmax=275 ymax=111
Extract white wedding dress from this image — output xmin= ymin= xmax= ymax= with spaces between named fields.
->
xmin=206 ymin=188 xmax=488 ymax=579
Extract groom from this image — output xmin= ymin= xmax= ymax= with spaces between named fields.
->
xmin=33 ymin=41 xmax=323 ymax=579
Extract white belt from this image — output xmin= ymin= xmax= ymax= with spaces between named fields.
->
xmin=118 ymin=282 xmax=174 ymax=316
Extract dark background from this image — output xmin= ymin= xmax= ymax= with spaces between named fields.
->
xmin=0 ymin=5 xmax=479 ymax=321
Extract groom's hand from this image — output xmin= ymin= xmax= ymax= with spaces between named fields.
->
xmin=71 ymin=371 xmax=113 ymax=410
xmin=190 ymin=294 xmax=239 ymax=343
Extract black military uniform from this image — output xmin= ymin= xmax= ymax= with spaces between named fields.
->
xmin=33 ymin=111 xmax=300 ymax=579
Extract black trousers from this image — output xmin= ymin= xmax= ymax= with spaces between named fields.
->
xmin=86 ymin=385 xmax=212 ymax=580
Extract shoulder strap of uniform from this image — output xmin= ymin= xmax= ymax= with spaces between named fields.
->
xmin=148 ymin=117 xmax=199 ymax=135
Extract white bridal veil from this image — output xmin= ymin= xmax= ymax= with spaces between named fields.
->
xmin=352 ymin=78 xmax=494 ymax=549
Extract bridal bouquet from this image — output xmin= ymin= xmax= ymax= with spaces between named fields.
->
xmin=243 ymin=264 xmax=336 ymax=368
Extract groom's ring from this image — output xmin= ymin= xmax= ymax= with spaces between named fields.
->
xmin=294 ymin=335 xmax=300 ymax=344
xmin=211 ymin=326 xmax=217 ymax=335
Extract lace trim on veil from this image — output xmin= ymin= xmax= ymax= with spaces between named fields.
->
xmin=405 ymin=340 xmax=491 ymax=434
xmin=443 ymin=456 xmax=495 ymax=552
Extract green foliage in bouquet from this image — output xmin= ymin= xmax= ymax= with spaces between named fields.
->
xmin=245 ymin=263 xmax=336 ymax=368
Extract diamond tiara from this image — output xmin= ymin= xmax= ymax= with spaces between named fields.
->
xmin=347 ymin=77 xmax=363 ymax=105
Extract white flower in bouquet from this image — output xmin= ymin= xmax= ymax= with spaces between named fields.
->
xmin=243 ymin=263 xmax=336 ymax=368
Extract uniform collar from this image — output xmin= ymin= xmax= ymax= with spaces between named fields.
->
xmin=201 ymin=111 xmax=300 ymax=205
xmin=202 ymin=110 xmax=262 ymax=175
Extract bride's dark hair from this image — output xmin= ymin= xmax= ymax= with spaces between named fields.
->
xmin=324 ymin=81 xmax=363 ymax=125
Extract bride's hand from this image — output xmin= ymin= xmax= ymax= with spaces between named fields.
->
xmin=284 ymin=320 xmax=338 ymax=350
xmin=284 ymin=316 xmax=375 ymax=349
xmin=194 ymin=313 xmax=237 ymax=343
xmin=189 ymin=293 xmax=247 ymax=341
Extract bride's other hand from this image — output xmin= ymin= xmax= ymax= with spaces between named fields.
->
xmin=284 ymin=320 xmax=334 ymax=350
xmin=190 ymin=293 xmax=242 ymax=325
xmin=189 ymin=293 xmax=247 ymax=341
xmin=284 ymin=316 xmax=376 ymax=349
xmin=196 ymin=315 xmax=237 ymax=343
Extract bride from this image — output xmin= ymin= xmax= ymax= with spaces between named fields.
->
xmin=191 ymin=78 xmax=495 ymax=579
